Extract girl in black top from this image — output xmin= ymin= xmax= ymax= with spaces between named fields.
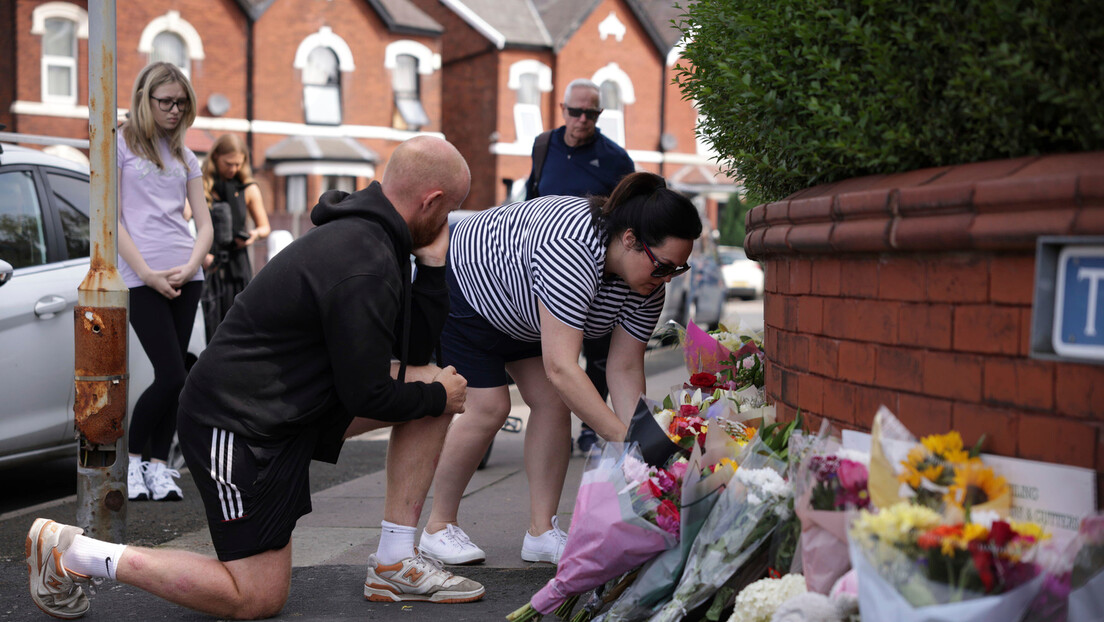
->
xmin=199 ymin=134 xmax=270 ymax=341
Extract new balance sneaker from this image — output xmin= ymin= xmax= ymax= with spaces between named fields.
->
xmin=363 ymin=553 xmax=484 ymax=603
xmin=127 ymin=458 xmax=149 ymax=501
xmin=521 ymin=516 xmax=568 ymax=564
xmin=418 ymin=524 xmax=486 ymax=565
xmin=143 ymin=462 xmax=183 ymax=502
xmin=26 ymin=518 xmax=91 ymax=619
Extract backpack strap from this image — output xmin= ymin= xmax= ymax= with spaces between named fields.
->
xmin=526 ymin=130 xmax=553 ymax=200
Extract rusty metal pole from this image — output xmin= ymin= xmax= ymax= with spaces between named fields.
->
xmin=76 ymin=0 xmax=128 ymax=542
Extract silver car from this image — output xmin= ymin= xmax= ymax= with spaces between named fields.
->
xmin=0 ymin=141 xmax=204 ymax=469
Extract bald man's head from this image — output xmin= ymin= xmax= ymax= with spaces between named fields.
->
xmin=383 ymin=136 xmax=470 ymax=211
xmin=382 ymin=136 xmax=471 ymax=247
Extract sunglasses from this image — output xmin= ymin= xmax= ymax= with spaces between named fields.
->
xmin=640 ymin=239 xmax=691 ymax=278
xmin=564 ymin=106 xmax=602 ymax=121
xmin=150 ymin=96 xmax=189 ymax=112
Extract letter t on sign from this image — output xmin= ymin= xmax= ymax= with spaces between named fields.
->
xmin=1078 ymin=267 xmax=1104 ymax=336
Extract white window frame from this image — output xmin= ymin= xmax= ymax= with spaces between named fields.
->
xmin=137 ymin=11 xmax=205 ymax=79
xmin=507 ymin=60 xmax=552 ymax=145
xmin=294 ymin=28 xmax=356 ymax=126
xmin=385 ymin=41 xmax=438 ymax=131
xmin=591 ymin=63 xmax=635 ymax=149
xmin=31 ymin=3 xmax=88 ymax=105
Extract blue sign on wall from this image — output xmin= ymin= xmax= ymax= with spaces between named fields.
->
xmin=1053 ymin=246 xmax=1104 ymax=359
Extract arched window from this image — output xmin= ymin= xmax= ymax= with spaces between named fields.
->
xmin=385 ymin=40 xmax=438 ymax=132
xmin=137 ymin=11 xmax=205 ymax=79
xmin=392 ymin=54 xmax=428 ymax=131
xmin=597 ymin=80 xmax=625 ymax=147
xmin=32 ymin=2 xmax=88 ymax=104
xmin=591 ymin=63 xmax=635 ymax=148
xmin=303 ymin=47 xmax=341 ymax=125
xmin=294 ymin=27 xmax=355 ymax=126
xmin=42 ymin=18 xmax=77 ymax=103
xmin=151 ymin=32 xmax=187 ymax=72
xmin=507 ymin=59 xmax=552 ymax=145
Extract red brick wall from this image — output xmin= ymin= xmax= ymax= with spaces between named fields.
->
xmin=747 ymin=152 xmax=1104 ymax=507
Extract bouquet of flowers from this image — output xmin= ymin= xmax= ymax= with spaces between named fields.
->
xmin=649 ymin=437 xmax=793 ymax=622
xmin=791 ymin=425 xmax=871 ymax=594
xmin=848 ymin=502 xmax=1048 ymax=621
xmin=507 ymin=443 xmax=679 ymax=621
xmin=595 ymin=444 xmax=734 ymax=622
xmin=867 ymin=406 xmax=1011 ymax=520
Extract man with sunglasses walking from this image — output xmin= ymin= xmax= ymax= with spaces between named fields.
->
xmin=524 ymin=78 xmax=635 ymax=454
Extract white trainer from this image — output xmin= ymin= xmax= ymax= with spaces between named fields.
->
xmin=26 ymin=518 xmax=91 ymax=619
xmin=143 ymin=462 xmax=183 ymax=502
xmin=418 ymin=524 xmax=486 ymax=565
xmin=521 ymin=515 xmax=568 ymax=564
xmin=127 ymin=458 xmax=149 ymax=501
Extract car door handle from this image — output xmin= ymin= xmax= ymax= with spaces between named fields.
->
xmin=34 ymin=295 xmax=68 ymax=318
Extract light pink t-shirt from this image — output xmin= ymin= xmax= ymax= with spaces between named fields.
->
xmin=117 ymin=134 xmax=203 ymax=289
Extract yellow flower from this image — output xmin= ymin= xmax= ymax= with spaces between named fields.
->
xmin=920 ymin=431 xmax=970 ymax=463
xmin=1010 ymin=521 xmax=1049 ymax=542
xmin=945 ymin=461 xmax=1008 ymax=510
xmin=962 ymin=522 xmax=989 ymax=542
xmin=851 ymin=503 xmax=943 ymax=546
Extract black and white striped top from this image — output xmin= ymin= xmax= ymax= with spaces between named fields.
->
xmin=449 ymin=195 xmax=665 ymax=343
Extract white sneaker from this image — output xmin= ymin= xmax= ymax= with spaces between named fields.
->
xmin=26 ymin=518 xmax=91 ymax=619
xmin=418 ymin=524 xmax=486 ymax=565
xmin=521 ymin=516 xmax=568 ymax=564
xmin=364 ymin=552 xmax=484 ymax=603
xmin=127 ymin=458 xmax=149 ymax=501
xmin=143 ymin=462 xmax=183 ymax=502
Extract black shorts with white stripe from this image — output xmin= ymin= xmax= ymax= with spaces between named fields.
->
xmin=177 ymin=413 xmax=316 ymax=562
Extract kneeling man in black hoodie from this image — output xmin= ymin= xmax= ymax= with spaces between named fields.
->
xmin=27 ymin=136 xmax=481 ymax=620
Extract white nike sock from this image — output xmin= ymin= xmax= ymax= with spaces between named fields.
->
xmin=61 ymin=534 xmax=127 ymax=581
xmin=376 ymin=520 xmax=416 ymax=564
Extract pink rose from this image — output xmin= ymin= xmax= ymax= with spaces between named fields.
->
xmin=657 ymin=499 xmax=680 ymax=536
xmin=837 ymin=459 xmax=868 ymax=491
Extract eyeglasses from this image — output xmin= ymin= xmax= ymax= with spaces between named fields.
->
xmin=564 ymin=106 xmax=602 ymax=121
xmin=150 ymin=96 xmax=189 ymax=112
xmin=640 ymin=239 xmax=691 ymax=278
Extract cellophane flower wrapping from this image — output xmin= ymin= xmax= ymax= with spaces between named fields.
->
xmin=527 ymin=443 xmax=679 ymax=615
xmin=848 ymin=502 xmax=1047 ymax=622
xmin=648 ymin=437 xmax=792 ymax=622
xmin=791 ymin=423 xmax=871 ymax=594
xmin=1068 ymin=512 xmax=1104 ymax=622
xmin=596 ymin=443 xmax=733 ymax=622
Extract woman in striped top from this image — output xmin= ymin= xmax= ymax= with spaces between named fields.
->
xmin=418 ymin=172 xmax=703 ymax=566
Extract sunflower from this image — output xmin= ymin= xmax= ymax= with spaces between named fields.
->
xmin=920 ymin=431 xmax=971 ymax=464
xmin=945 ymin=461 xmax=1008 ymax=510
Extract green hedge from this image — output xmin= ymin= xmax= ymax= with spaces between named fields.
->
xmin=675 ymin=0 xmax=1104 ymax=200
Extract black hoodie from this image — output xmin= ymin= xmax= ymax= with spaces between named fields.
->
xmin=179 ymin=182 xmax=448 ymax=462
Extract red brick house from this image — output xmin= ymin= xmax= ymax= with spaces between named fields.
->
xmin=407 ymin=0 xmax=737 ymax=221
xmin=2 ymin=0 xmax=446 ymax=238
xmin=2 ymin=0 xmax=732 ymax=232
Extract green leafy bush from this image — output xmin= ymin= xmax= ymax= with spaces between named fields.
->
xmin=675 ymin=0 xmax=1104 ymax=200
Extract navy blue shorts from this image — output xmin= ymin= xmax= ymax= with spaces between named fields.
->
xmin=178 ymin=413 xmax=315 ymax=562
xmin=439 ymin=263 xmax=541 ymax=388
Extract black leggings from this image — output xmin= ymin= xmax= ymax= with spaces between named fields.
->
xmin=128 ymin=282 xmax=202 ymax=461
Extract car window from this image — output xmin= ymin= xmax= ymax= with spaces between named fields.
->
xmin=47 ymin=171 xmax=90 ymax=260
xmin=0 ymin=170 xmax=48 ymax=269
